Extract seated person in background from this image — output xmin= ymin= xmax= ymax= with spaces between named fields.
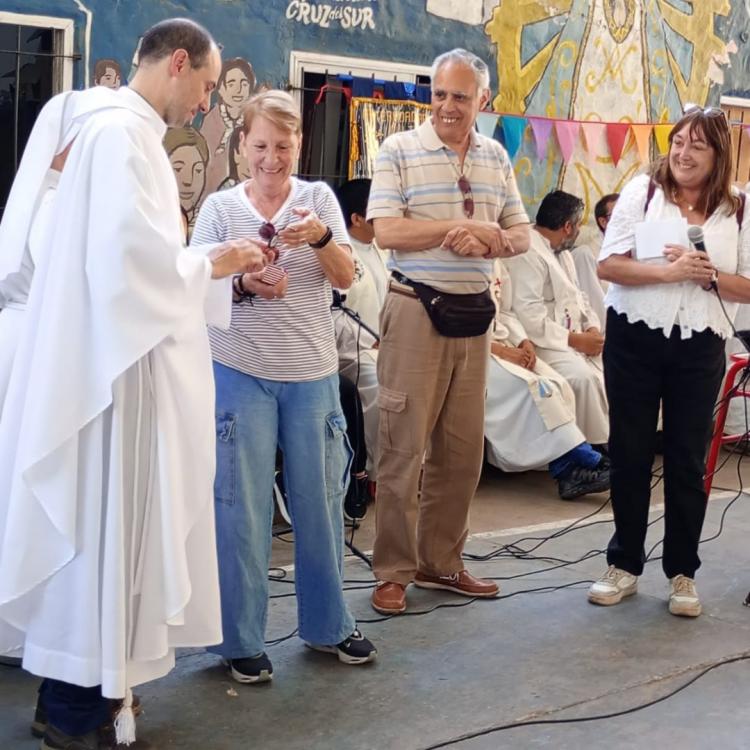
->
xmin=486 ymin=260 xmax=610 ymax=500
xmin=569 ymin=193 xmax=619 ymax=330
xmin=333 ymin=179 xmax=389 ymax=493
xmin=505 ymin=190 xmax=609 ymax=448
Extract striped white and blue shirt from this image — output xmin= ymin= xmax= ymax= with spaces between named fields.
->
xmin=191 ymin=178 xmax=350 ymax=381
xmin=367 ymin=118 xmax=529 ymax=293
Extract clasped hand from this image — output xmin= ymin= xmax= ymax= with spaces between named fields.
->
xmin=441 ymin=222 xmax=516 ymax=258
xmin=663 ymin=245 xmax=716 ymax=286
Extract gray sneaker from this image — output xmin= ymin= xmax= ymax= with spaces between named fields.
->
xmin=669 ymin=575 xmax=702 ymax=617
xmin=41 ymin=725 xmax=109 ymax=750
xmin=588 ymin=565 xmax=638 ymax=605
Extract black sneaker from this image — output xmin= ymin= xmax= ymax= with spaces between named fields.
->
xmin=228 ymin=653 xmax=273 ymax=684
xmin=343 ymin=475 xmax=369 ymax=521
xmin=558 ymin=465 xmax=610 ymax=501
xmin=307 ymin=628 xmax=377 ymax=665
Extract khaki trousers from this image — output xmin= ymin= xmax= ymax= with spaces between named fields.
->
xmin=373 ymin=284 xmax=489 ymax=584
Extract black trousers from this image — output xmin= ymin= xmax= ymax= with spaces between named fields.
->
xmin=604 ymin=309 xmax=725 ymax=579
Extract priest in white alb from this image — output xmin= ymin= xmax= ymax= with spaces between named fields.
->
xmin=0 ymin=19 xmax=267 ymax=749
xmin=505 ymin=190 xmax=610 ymax=447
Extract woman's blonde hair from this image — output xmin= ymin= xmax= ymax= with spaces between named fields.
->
xmin=241 ymin=90 xmax=301 ymax=136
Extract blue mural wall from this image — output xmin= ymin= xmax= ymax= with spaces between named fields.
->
xmin=2 ymin=0 xmax=494 ymax=91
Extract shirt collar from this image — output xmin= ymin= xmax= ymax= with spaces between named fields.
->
xmin=118 ymin=87 xmax=168 ymax=139
xmin=418 ymin=117 xmax=482 ymax=153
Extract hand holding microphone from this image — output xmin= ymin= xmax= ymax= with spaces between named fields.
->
xmin=663 ymin=226 xmax=716 ymax=287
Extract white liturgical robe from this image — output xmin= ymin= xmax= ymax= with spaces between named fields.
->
xmin=485 ymin=261 xmax=585 ymax=471
xmin=0 ymin=87 xmax=226 ymax=698
xmin=504 ymin=228 xmax=609 ymax=445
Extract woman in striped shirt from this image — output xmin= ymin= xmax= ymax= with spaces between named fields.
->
xmin=192 ymin=91 xmax=377 ymax=684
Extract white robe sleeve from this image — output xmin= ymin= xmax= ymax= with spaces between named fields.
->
xmin=191 ymin=197 xmax=233 ymax=329
xmin=506 ymin=251 xmax=570 ymax=351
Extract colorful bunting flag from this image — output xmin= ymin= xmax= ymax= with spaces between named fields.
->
xmin=476 ymin=111 xmax=500 ymax=139
xmin=630 ymin=124 xmax=653 ymax=164
xmin=606 ymin=123 xmax=631 ymax=166
xmin=581 ymin=122 xmax=607 ymax=155
xmin=554 ymin=120 xmax=580 ymax=164
xmin=528 ymin=117 xmax=554 ymax=162
xmin=500 ymin=115 xmax=527 ymax=160
xmin=654 ymin=124 xmax=673 ymax=155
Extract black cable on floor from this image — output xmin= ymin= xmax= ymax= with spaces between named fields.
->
xmin=419 ymin=652 xmax=750 ymax=749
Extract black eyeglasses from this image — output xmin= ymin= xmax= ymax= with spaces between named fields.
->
xmin=457 ymin=175 xmax=474 ymax=219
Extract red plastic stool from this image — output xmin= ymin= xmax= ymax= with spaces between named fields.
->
xmin=705 ymin=353 xmax=750 ymax=495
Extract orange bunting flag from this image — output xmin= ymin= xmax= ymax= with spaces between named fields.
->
xmin=654 ymin=124 xmax=673 ymax=156
xmin=630 ymin=124 xmax=653 ymax=164
xmin=606 ymin=123 xmax=631 ymax=166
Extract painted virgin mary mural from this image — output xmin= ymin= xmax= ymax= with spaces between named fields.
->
xmin=483 ymin=0 xmax=736 ymax=229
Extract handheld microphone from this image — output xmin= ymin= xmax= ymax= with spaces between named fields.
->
xmin=687 ymin=225 xmax=707 ymax=253
xmin=687 ymin=225 xmax=717 ymax=291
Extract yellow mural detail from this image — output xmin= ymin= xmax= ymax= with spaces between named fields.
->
xmin=658 ymin=0 xmax=731 ymax=106
xmin=485 ymin=0 xmax=573 ymax=114
xmin=486 ymin=0 xmax=732 ymax=115
xmin=603 ymin=0 xmax=636 ymax=43
xmin=584 ymin=39 xmax=641 ymax=96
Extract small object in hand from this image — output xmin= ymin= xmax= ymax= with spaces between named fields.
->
xmin=260 ymin=265 xmax=287 ymax=286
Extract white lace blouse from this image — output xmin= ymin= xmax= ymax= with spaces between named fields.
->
xmin=599 ymin=173 xmax=750 ymax=339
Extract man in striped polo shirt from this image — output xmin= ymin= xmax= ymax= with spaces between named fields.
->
xmin=367 ymin=48 xmax=531 ymax=615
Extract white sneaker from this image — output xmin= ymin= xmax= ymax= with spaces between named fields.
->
xmin=669 ymin=575 xmax=702 ymax=617
xmin=588 ymin=565 xmax=638 ymax=606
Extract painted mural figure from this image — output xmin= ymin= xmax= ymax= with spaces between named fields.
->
xmin=92 ymin=58 xmax=122 ymax=89
xmin=201 ymin=58 xmax=256 ymax=193
xmin=218 ymin=125 xmax=252 ymax=190
xmin=165 ymin=127 xmax=210 ymax=236
xmin=484 ymin=0 xmax=736 ymax=227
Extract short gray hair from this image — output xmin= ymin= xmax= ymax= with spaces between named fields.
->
xmin=431 ymin=49 xmax=490 ymax=93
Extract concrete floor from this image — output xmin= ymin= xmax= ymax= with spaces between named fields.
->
xmin=2 ymin=450 xmax=750 ymax=749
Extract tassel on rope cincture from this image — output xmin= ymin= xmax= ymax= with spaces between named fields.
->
xmin=114 ymin=687 xmax=137 ymax=745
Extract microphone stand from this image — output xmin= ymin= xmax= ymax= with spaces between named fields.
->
xmin=331 ymin=289 xmax=381 ymax=344
xmin=331 ymin=290 xmax=378 ymax=568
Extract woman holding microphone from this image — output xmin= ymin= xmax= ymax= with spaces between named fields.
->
xmin=589 ymin=107 xmax=750 ymax=617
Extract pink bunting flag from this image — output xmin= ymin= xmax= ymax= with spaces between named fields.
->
xmin=554 ymin=120 xmax=580 ymax=164
xmin=528 ymin=117 xmax=554 ymax=162
xmin=630 ymin=124 xmax=653 ymax=164
xmin=606 ymin=123 xmax=631 ymax=166
xmin=581 ymin=122 xmax=607 ymax=167
xmin=581 ymin=122 xmax=606 ymax=155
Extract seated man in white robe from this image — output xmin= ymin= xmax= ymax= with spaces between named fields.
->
xmin=0 ymin=19 xmax=267 ymax=748
xmin=505 ymin=190 xmax=609 ymax=448
xmin=486 ymin=260 xmax=610 ymax=499
xmin=332 ymin=179 xmax=389 ymax=517
xmin=569 ymin=193 xmax=619 ymax=331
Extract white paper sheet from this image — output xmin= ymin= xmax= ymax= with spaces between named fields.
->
xmin=634 ymin=217 xmax=690 ymax=261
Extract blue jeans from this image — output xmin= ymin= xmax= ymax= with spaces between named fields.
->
xmin=209 ymin=363 xmax=356 ymax=659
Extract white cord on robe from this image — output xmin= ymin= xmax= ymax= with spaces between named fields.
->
xmin=113 ymin=688 xmax=137 ymax=745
